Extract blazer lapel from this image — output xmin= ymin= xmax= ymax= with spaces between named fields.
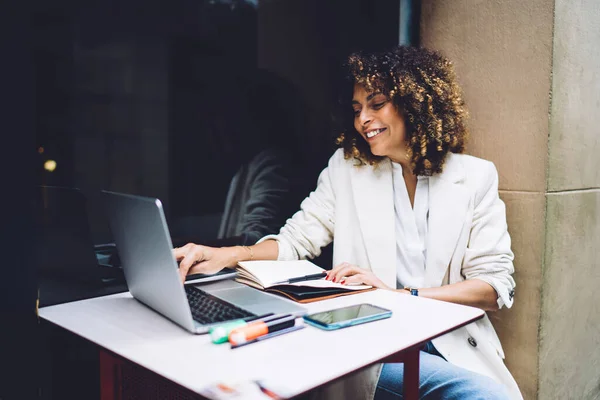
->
xmin=351 ymin=160 xmax=397 ymax=287
xmin=424 ymin=154 xmax=469 ymax=288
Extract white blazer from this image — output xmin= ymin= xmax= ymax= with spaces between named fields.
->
xmin=259 ymin=149 xmax=522 ymax=400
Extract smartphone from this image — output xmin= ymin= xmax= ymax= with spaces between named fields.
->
xmin=303 ymin=303 xmax=392 ymax=330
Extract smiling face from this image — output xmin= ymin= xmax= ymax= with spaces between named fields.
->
xmin=352 ymin=84 xmax=409 ymax=164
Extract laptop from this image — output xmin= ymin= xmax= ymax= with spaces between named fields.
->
xmin=102 ymin=190 xmax=306 ymax=334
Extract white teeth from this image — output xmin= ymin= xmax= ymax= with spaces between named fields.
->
xmin=366 ymin=129 xmax=383 ymax=138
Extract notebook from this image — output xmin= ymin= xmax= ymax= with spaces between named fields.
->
xmin=236 ymin=260 xmax=374 ymax=303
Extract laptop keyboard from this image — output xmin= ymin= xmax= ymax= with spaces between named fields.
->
xmin=184 ymin=286 xmax=254 ymax=325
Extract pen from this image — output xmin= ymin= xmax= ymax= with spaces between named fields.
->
xmin=272 ymin=271 xmax=328 ymax=285
xmin=209 ymin=313 xmax=284 ymax=344
xmin=229 ymin=315 xmax=298 ymax=346
xmin=230 ymin=325 xmax=305 ymax=349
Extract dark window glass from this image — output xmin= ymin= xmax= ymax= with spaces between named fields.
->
xmin=34 ymin=0 xmax=399 ymax=252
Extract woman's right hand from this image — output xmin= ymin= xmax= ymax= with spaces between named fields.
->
xmin=173 ymin=243 xmax=239 ymax=283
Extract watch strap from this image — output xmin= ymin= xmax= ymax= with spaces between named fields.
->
xmin=403 ymin=287 xmax=419 ymax=296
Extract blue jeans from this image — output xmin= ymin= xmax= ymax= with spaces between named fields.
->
xmin=375 ymin=342 xmax=511 ymax=400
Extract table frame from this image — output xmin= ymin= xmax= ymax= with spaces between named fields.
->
xmin=41 ymin=289 xmax=483 ymax=400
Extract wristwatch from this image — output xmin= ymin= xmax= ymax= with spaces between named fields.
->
xmin=404 ymin=287 xmax=419 ymax=296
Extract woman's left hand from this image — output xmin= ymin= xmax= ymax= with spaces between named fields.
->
xmin=326 ymin=262 xmax=392 ymax=290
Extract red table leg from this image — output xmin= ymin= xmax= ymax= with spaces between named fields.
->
xmin=99 ymin=350 xmax=122 ymax=400
xmin=402 ymin=348 xmax=420 ymax=400
xmin=381 ymin=347 xmax=421 ymax=400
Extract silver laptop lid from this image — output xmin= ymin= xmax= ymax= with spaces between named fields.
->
xmin=102 ymin=191 xmax=197 ymax=333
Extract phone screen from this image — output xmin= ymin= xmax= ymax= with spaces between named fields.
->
xmin=305 ymin=304 xmax=390 ymax=326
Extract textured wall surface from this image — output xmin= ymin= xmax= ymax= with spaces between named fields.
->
xmin=420 ymin=1 xmax=554 ymax=398
xmin=420 ymin=0 xmax=554 ymax=192
xmin=540 ymin=191 xmax=600 ymax=400
xmin=548 ymin=0 xmax=600 ymax=191
xmin=541 ymin=0 xmax=600 ymax=398
xmin=491 ymin=192 xmax=545 ymax=399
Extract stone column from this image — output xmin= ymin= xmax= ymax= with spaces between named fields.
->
xmin=541 ymin=0 xmax=600 ymax=398
xmin=421 ymin=1 xmax=600 ymax=399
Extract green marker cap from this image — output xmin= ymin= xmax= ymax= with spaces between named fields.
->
xmin=209 ymin=320 xmax=248 ymax=344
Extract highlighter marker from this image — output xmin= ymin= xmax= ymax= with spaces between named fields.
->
xmin=231 ymin=324 xmax=305 ymax=349
xmin=228 ymin=315 xmax=297 ymax=346
xmin=209 ymin=314 xmax=273 ymax=344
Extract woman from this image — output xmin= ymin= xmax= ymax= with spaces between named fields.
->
xmin=175 ymin=46 xmax=522 ymax=399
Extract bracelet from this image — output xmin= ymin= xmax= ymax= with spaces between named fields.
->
xmin=242 ymin=245 xmax=254 ymax=261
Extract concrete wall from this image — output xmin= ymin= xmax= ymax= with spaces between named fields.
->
xmin=541 ymin=192 xmax=600 ymax=399
xmin=548 ymin=0 xmax=600 ymax=192
xmin=421 ymin=1 xmax=554 ymax=398
xmin=422 ymin=0 xmax=600 ymax=398
xmin=541 ymin=0 xmax=600 ymax=398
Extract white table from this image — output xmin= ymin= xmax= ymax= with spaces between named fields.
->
xmin=40 ymin=289 xmax=483 ymax=399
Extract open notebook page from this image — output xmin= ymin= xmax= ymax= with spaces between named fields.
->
xmin=237 ymin=260 xmax=371 ymax=290
xmin=237 ymin=260 xmax=324 ymax=287
xmin=288 ymin=279 xmax=371 ymax=290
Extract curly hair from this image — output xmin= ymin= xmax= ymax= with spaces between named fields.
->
xmin=335 ymin=46 xmax=469 ymax=176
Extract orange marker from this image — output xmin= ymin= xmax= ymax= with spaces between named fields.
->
xmin=229 ymin=315 xmax=297 ymax=346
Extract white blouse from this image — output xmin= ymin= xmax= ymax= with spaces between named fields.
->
xmin=392 ymin=162 xmax=429 ymax=289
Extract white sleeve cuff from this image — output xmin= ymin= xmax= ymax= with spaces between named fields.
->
xmin=255 ymin=235 xmax=299 ymax=261
xmin=473 ymin=276 xmax=514 ymax=309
